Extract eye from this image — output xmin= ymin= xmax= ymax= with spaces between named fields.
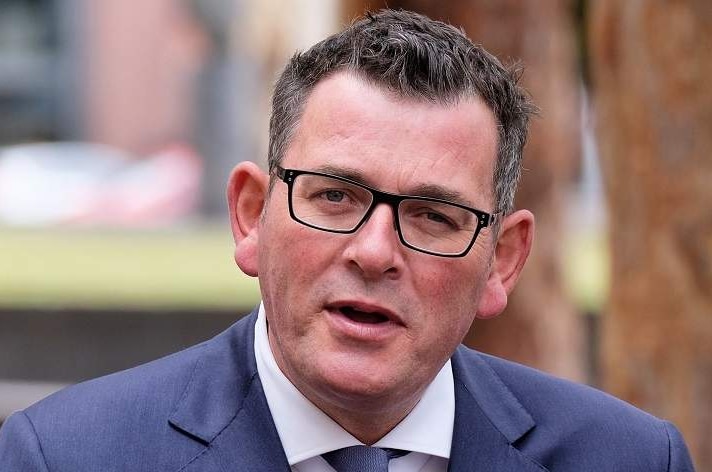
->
xmin=409 ymin=207 xmax=458 ymax=228
xmin=401 ymin=201 xmax=466 ymax=233
xmin=322 ymin=190 xmax=346 ymax=202
xmin=425 ymin=212 xmax=451 ymax=225
xmin=308 ymin=187 xmax=365 ymax=208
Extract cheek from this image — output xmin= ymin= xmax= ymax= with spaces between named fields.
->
xmin=415 ymin=261 xmax=486 ymax=306
xmin=413 ymin=261 xmax=487 ymax=335
xmin=258 ymin=219 xmax=332 ymax=319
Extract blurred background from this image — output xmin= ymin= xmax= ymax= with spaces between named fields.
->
xmin=0 ymin=0 xmax=709 ymax=468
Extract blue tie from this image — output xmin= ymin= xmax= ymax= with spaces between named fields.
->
xmin=322 ymin=446 xmax=409 ymax=472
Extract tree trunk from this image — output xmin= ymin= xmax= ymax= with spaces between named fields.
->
xmin=589 ymin=1 xmax=712 ymax=468
xmin=342 ymin=0 xmax=584 ymax=381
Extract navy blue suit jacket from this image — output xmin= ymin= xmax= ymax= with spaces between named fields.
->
xmin=0 ymin=309 xmax=695 ymax=471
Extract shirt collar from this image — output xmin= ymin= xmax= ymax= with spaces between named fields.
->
xmin=254 ymin=303 xmax=454 ymax=466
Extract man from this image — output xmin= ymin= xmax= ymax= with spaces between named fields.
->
xmin=0 ymin=9 xmax=695 ymax=472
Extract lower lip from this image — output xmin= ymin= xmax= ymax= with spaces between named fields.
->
xmin=325 ymin=308 xmax=402 ymax=342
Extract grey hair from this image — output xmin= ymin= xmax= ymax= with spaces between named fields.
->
xmin=268 ymin=9 xmax=536 ymax=214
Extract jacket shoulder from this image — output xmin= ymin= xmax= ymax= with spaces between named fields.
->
xmin=4 ymin=313 xmax=257 ymax=471
xmin=28 ymin=338 xmax=208 ymax=421
xmin=455 ymin=347 xmax=695 ymax=471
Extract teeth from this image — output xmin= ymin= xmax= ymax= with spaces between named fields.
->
xmin=340 ymin=306 xmax=388 ymax=324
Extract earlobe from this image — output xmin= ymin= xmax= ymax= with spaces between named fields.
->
xmin=226 ymin=161 xmax=269 ymax=277
xmin=475 ymin=209 xmax=535 ymax=319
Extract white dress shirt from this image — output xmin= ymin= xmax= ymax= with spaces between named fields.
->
xmin=254 ymin=303 xmax=454 ymax=472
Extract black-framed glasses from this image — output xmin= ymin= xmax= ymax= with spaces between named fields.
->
xmin=275 ymin=166 xmax=500 ymax=257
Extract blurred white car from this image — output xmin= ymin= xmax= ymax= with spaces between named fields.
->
xmin=0 ymin=142 xmax=203 ymax=227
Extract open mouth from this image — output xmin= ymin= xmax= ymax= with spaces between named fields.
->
xmin=337 ymin=306 xmax=391 ymax=324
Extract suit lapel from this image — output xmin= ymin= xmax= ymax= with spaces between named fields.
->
xmin=168 ymin=309 xmax=291 ymax=471
xmin=448 ymin=347 xmax=548 ymax=472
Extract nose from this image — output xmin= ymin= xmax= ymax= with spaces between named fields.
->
xmin=343 ymin=203 xmax=403 ymax=280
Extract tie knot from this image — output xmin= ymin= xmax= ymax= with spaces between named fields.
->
xmin=322 ymin=445 xmax=389 ymax=472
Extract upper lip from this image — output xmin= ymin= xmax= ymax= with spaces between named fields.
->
xmin=326 ymin=299 xmax=404 ymax=325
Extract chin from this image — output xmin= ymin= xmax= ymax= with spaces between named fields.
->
xmin=315 ymin=363 xmax=406 ymax=403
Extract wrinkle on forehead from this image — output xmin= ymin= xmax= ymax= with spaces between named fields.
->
xmin=396 ymin=138 xmax=495 ymax=208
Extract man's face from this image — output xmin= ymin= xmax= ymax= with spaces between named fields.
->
xmin=257 ymin=72 xmax=500 ymax=421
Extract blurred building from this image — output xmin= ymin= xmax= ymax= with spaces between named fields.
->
xmin=0 ymin=0 xmax=65 ymax=143
xmin=1 ymin=0 xmax=206 ymax=147
xmin=0 ymin=0 xmax=339 ymax=217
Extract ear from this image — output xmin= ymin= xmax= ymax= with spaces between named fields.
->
xmin=226 ymin=161 xmax=268 ymax=277
xmin=475 ymin=209 xmax=535 ymax=319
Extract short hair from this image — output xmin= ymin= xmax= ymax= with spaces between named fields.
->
xmin=268 ymin=9 xmax=536 ymax=214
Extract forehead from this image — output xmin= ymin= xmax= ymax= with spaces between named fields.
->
xmin=285 ymin=72 xmax=499 ymax=208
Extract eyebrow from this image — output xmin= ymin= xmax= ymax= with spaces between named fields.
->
xmin=313 ymin=164 xmax=477 ymax=208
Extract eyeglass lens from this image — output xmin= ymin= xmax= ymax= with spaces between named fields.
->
xmin=289 ymin=173 xmax=479 ymax=255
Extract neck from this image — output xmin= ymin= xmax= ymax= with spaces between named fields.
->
xmin=299 ymin=382 xmax=425 ymax=445
xmin=326 ymin=402 xmax=418 ymax=445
